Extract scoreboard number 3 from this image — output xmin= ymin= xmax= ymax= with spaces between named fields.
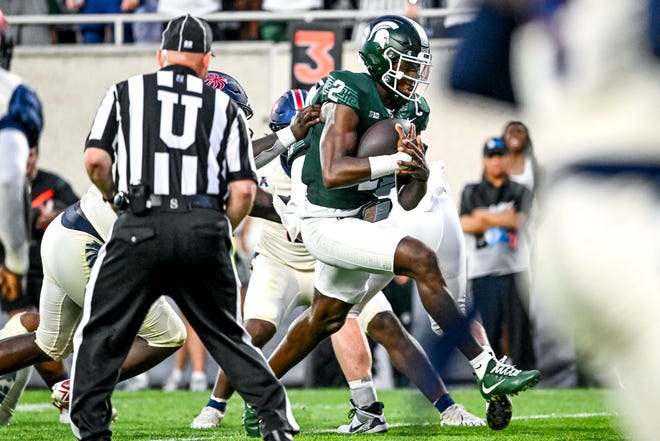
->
xmin=293 ymin=30 xmax=336 ymax=85
xmin=290 ymin=24 xmax=342 ymax=90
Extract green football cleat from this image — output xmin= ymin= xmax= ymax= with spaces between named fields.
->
xmin=242 ymin=402 xmax=261 ymax=437
xmin=478 ymin=358 xmax=541 ymax=400
xmin=486 ymin=394 xmax=513 ymax=430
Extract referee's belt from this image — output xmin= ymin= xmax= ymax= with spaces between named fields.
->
xmin=148 ymin=194 xmax=222 ymax=211
xmin=61 ymin=201 xmax=104 ymax=242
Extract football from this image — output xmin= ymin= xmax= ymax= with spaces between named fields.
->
xmin=357 ymin=118 xmax=412 ymax=158
xmin=51 ymin=378 xmax=70 ymax=409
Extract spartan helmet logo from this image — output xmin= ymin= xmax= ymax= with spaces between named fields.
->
xmin=369 ymin=21 xmax=399 ymax=49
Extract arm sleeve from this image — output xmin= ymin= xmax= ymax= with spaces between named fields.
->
xmin=254 ymin=139 xmax=287 ymax=169
xmin=0 ymin=129 xmax=30 ymax=273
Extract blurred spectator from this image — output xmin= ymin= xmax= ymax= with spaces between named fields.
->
xmin=132 ymin=0 xmax=160 ymax=43
xmin=65 ymin=0 xmax=140 ymax=44
xmin=157 ymin=1 xmax=228 ymax=40
xmin=0 ymin=0 xmax=51 ymax=44
xmin=501 ymin=120 xmax=578 ymax=387
xmin=261 ymin=0 xmax=323 ymax=42
xmin=459 ymin=137 xmax=536 ymax=371
xmin=224 ymin=0 xmax=261 ymax=41
xmin=441 ymin=0 xmax=477 ymax=38
xmin=502 ymin=121 xmax=542 ymax=194
xmin=47 ymin=0 xmax=79 ymax=43
xmin=351 ymin=0 xmax=419 ymax=43
xmin=162 ymin=315 xmax=208 ymax=392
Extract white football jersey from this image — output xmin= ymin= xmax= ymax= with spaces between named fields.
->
xmin=78 ymin=185 xmax=118 ymax=242
xmin=253 ymin=158 xmax=315 ymax=271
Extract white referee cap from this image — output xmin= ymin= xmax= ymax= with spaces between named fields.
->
xmin=161 ymin=14 xmax=213 ymax=54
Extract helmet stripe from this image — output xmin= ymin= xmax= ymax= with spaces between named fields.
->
xmin=291 ymin=89 xmax=305 ymax=110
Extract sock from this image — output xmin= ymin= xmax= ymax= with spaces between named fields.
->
xmin=469 ymin=349 xmax=493 ymax=380
xmin=482 ymin=344 xmax=496 ymax=358
xmin=207 ymin=396 xmax=227 ymax=413
xmin=433 ymin=393 xmax=455 ymax=413
xmin=348 ymin=377 xmax=378 ymax=409
xmin=0 ymin=312 xmax=34 ymax=425
xmin=0 ymin=366 xmax=34 ymax=425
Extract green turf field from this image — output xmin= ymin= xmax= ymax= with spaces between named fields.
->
xmin=5 ymin=387 xmax=626 ymax=440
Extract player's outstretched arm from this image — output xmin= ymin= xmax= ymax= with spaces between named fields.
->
xmin=252 ymin=104 xmax=321 ymax=168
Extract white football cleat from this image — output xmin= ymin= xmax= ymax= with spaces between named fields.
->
xmin=440 ymin=403 xmax=486 ymax=426
xmin=59 ymin=407 xmax=71 ymax=424
xmin=337 ymin=400 xmax=388 ymax=434
xmin=190 ymin=406 xmax=225 ymax=429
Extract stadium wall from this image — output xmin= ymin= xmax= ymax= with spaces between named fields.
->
xmin=11 ymin=40 xmax=520 ymax=202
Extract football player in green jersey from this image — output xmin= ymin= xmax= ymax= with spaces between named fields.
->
xmin=266 ymin=15 xmax=542 ymax=433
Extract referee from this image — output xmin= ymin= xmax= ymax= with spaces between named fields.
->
xmin=69 ymin=15 xmax=298 ymax=441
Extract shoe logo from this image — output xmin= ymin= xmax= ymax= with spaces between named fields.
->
xmin=351 ymin=421 xmax=368 ymax=432
xmin=481 ymin=379 xmax=505 ymax=395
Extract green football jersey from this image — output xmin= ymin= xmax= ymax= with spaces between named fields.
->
xmin=302 ymin=71 xmax=430 ymax=210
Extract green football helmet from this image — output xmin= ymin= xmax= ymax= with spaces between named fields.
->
xmin=358 ymin=15 xmax=432 ymax=103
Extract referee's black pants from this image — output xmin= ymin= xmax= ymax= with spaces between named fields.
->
xmin=70 ymin=208 xmax=297 ymax=440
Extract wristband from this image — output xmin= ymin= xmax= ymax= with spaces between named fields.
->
xmin=368 ymin=152 xmax=412 ymax=180
xmin=275 ymin=127 xmax=297 ymax=148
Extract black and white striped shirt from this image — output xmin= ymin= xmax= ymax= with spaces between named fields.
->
xmin=85 ymin=65 xmax=256 ymax=206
